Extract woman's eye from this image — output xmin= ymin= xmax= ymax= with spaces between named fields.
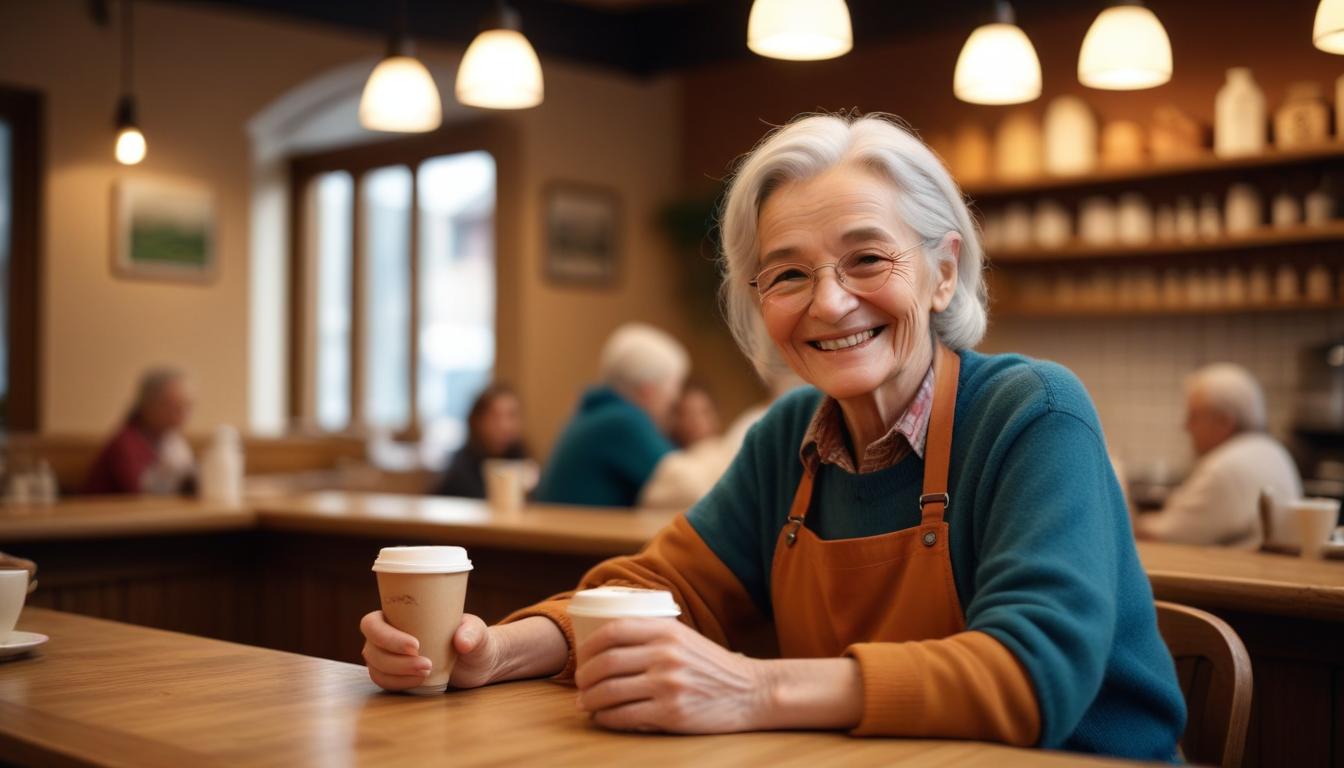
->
xmin=767 ymin=268 xmax=808 ymax=287
xmin=852 ymin=253 xmax=885 ymax=266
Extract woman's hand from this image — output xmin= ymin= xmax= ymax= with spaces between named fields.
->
xmin=573 ymin=618 xmax=772 ymax=733
xmin=360 ymin=612 xmax=568 ymax=692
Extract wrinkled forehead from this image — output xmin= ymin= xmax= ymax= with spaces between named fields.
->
xmin=756 ymin=165 xmax=910 ymax=265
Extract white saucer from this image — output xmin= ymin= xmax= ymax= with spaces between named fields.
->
xmin=0 ymin=631 xmax=49 ymax=659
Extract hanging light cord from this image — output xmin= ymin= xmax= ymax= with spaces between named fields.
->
xmin=121 ymin=0 xmax=134 ymax=97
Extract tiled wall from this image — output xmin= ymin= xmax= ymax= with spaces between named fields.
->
xmin=980 ymin=310 xmax=1344 ymax=480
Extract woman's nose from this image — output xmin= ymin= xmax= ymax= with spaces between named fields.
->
xmin=807 ymin=269 xmax=859 ymax=323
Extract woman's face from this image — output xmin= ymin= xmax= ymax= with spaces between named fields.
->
xmin=478 ymin=394 xmax=523 ymax=456
xmin=755 ymin=164 xmax=955 ymax=401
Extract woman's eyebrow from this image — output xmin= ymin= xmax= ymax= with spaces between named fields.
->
xmin=840 ymin=226 xmax=895 ymax=244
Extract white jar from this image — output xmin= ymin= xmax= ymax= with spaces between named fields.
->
xmin=1215 ymin=67 xmax=1267 ymax=157
xmin=1225 ymin=184 xmax=1262 ymax=234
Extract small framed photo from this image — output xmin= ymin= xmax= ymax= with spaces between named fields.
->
xmin=113 ymin=178 xmax=217 ymax=282
xmin=544 ymin=183 xmax=620 ymax=286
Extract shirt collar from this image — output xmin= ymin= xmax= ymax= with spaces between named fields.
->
xmin=799 ymin=364 xmax=936 ymax=474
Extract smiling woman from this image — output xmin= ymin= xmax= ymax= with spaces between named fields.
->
xmin=357 ymin=112 xmax=1187 ymax=761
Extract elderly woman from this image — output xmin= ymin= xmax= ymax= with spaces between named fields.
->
xmin=359 ymin=114 xmax=1185 ymax=759
xmin=532 ymin=323 xmax=688 ymax=507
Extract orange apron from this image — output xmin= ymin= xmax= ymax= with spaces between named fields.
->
xmin=769 ymin=343 xmax=964 ymax=658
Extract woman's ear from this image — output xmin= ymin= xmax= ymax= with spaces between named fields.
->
xmin=930 ymin=232 xmax=960 ymax=313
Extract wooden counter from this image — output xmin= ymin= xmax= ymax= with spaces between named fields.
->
xmin=252 ymin=492 xmax=677 ymax=557
xmin=1138 ymin=541 xmax=1344 ymax=622
xmin=0 ymin=609 xmax=1142 ymax=768
xmin=0 ymin=496 xmax=255 ymax=542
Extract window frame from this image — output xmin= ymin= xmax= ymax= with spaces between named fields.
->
xmin=0 ymin=84 xmax=43 ymax=432
xmin=287 ymin=119 xmax=519 ymax=435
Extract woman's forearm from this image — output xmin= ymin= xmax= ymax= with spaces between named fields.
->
xmin=490 ymin=616 xmax=569 ymax=683
xmin=756 ymin=657 xmax=864 ymax=731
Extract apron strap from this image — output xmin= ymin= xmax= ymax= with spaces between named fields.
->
xmin=920 ymin=344 xmax=960 ymax=526
xmin=784 ymin=467 xmax=814 ymax=546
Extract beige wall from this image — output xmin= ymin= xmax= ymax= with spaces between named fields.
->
xmin=0 ymin=0 xmax=697 ymax=455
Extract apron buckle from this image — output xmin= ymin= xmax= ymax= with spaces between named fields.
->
xmin=918 ymin=492 xmax=950 ymax=511
xmin=785 ymin=515 xmax=805 ymax=547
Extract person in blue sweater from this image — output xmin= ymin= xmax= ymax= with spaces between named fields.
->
xmin=359 ymin=114 xmax=1185 ymax=760
xmin=532 ymin=323 xmax=688 ymax=507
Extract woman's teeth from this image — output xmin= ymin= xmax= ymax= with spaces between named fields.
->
xmin=813 ymin=328 xmax=876 ymax=351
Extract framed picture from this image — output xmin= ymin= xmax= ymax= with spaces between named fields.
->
xmin=113 ymin=178 xmax=216 ymax=282
xmin=544 ymin=183 xmax=620 ymax=286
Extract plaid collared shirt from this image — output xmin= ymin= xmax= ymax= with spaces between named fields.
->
xmin=799 ymin=364 xmax=936 ymax=474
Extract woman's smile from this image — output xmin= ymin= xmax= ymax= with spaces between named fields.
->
xmin=806 ymin=324 xmax=887 ymax=352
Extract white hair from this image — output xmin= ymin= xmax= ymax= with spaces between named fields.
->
xmin=718 ymin=112 xmax=988 ymax=378
xmin=1186 ymin=363 xmax=1267 ymax=432
xmin=599 ymin=323 xmax=690 ymax=397
xmin=132 ymin=367 xmax=185 ymax=415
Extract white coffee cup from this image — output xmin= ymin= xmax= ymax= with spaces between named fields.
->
xmin=1294 ymin=498 xmax=1342 ymax=559
xmin=372 ymin=546 xmax=473 ymax=695
xmin=0 ymin=570 xmax=29 ymax=643
xmin=483 ymin=459 xmax=534 ymax=515
xmin=567 ymin=586 xmax=681 ymax=662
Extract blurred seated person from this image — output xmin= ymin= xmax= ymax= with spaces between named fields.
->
xmin=83 ymin=368 xmax=196 ymax=496
xmin=641 ymin=366 xmax=803 ymax=509
xmin=669 ymin=380 xmax=722 ymax=448
xmin=434 ymin=385 xmax=529 ymax=499
xmin=1135 ymin=363 xmax=1302 ymax=548
xmin=534 ymin=323 xmax=687 ymax=507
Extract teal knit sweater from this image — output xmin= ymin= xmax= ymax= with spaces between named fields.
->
xmin=686 ymin=349 xmax=1185 ymax=760
xmin=535 ymin=387 xmax=674 ymax=507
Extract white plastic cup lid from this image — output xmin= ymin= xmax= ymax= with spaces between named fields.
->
xmin=567 ymin=586 xmax=681 ymax=618
xmin=1292 ymin=497 xmax=1342 ymax=513
xmin=372 ymin=546 xmax=473 ymax=574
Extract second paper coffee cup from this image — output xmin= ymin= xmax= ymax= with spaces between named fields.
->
xmin=372 ymin=546 xmax=473 ymax=695
xmin=567 ymin=586 xmax=681 ymax=661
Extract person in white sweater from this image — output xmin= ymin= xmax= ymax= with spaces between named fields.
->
xmin=1135 ymin=363 xmax=1302 ymax=549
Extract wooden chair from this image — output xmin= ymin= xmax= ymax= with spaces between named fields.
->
xmin=1155 ymin=601 xmax=1254 ymax=768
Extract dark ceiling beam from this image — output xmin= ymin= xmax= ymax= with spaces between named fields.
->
xmin=161 ymin=0 xmax=1094 ymax=77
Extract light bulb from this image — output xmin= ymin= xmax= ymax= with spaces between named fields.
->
xmin=456 ymin=29 xmax=544 ymax=109
xmin=359 ymin=54 xmax=443 ymax=132
xmin=1078 ymin=4 xmax=1172 ymax=90
xmin=954 ymin=21 xmax=1042 ymax=104
xmin=1314 ymin=0 xmax=1344 ymax=53
xmin=747 ymin=0 xmax=852 ymax=61
xmin=115 ymin=126 xmax=146 ymax=165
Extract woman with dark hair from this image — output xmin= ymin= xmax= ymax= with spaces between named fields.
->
xmin=433 ymin=385 xmax=528 ymax=499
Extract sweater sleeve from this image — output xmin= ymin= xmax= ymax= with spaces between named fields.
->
xmin=500 ymin=513 xmax=772 ymax=679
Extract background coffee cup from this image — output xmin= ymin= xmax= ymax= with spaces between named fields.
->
xmin=1293 ymin=498 xmax=1342 ymax=559
xmin=483 ymin=459 xmax=536 ymax=515
xmin=372 ymin=546 xmax=473 ymax=694
xmin=0 ymin=570 xmax=30 ymax=643
xmin=567 ymin=586 xmax=681 ymax=664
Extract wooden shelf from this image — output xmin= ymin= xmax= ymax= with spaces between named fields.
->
xmin=963 ymin=142 xmax=1344 ymax=199
xmin=993 ymin=299 xmax=1344 ymax=319
xmin=990 ymin=222 xmax=1344 ymax=264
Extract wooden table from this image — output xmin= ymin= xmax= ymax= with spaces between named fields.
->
xmin=0 ymin=609 xmax=1142 ymax=768
xmin=0 ymin=496 xmax=255 ymax=542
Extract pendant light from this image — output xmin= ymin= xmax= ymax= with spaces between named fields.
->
xmin=114 ymin=0 xmax=146 ymax=165
xmin=747 ymin=0 xmax=853 ymax=61
xmin=953 ymin=2 xmax=1041 ymax=105
xmin=359 ymin=0 xmax=443 ymax=132
xmin=455 ymin=2 xmax=544 ymax=109
xmin=1314 ymin=0 xmax=1344 ymax=53
xmin=1077 ymin=1 xmax=1172 ymax=90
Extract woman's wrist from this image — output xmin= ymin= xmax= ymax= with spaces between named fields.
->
xmin=757 ymin=657 xmax=865 ymax=731
xmin=488 ymin=616 xmax=568 ymax=684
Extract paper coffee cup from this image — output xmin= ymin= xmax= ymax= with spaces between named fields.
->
xmin=483 ymin=460 xmax=529 ymax=515
xmin=372 ymin=547 xmax=473 ymax=695
xmin=1294 ymin=498 xmax=1342 ymax=559
xmin=0 ymin=570 xmax=29 ymax=643
xmin=567 ymin=586 xmax=681 ymax=662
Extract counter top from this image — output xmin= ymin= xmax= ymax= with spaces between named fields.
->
xmin=0 ymin=496 xmax=254 ymax=542
xmin=0 ymin=608 xmax=1143 ymax=767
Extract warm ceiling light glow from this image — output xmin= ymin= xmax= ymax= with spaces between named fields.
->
xmin=1314 ymin=0 xmax=1344 ymax=53
xmin=1078 ymin=2 xmax=1172 ymax=90
xmin=359 ymin=54 xmax=443 ymax=132
xmin=953 ymin=3 xmax=1041 ymax=105
xmin=747 ymin=0 xmax=853 ymax=61
xmin=115 ymin=126 xmax=146 ymax=165
xmin=456 ymin=29 xmax=544 ymax=109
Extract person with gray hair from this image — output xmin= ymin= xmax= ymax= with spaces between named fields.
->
xmin=532 ymin=323 xmax=688 ymax=507
xmin=1136 ymin=363 xmax=1302 ymax=548
xmin=358 ymin=114 xmax=1183 ymax=761
xmin=83 ymin=367 xmax=196 ymax=495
